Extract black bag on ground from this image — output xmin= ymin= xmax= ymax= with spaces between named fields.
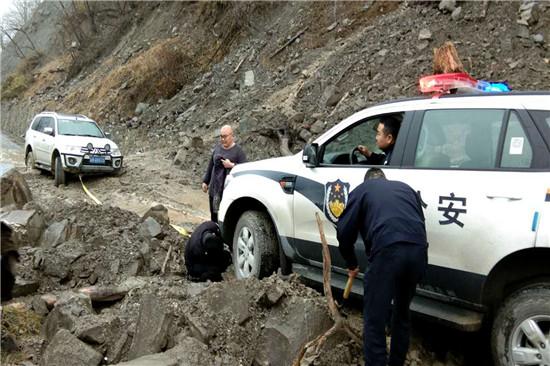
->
xmin=184 ymin=221 xmax=231 ymax=282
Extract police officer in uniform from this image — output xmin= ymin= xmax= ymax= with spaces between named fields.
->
xmin=336 ymin=168 xmax=428 ymax=366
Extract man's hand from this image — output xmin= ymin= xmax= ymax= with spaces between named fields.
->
xmin=221 ymin=159 xmax=235 ymax=169
xmin=357 ymin=145 xmax=372 ymax=158
xmin=201 ymin=182 xmax=208 ymax=193
xmin=348 ymin=267 xmax=360 ymax=278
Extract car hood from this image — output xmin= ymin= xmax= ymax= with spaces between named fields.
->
xmin=230 ymin=154 xmax=301 ymax=175
xmin=56 ymin=135 xmax=120 ymax=151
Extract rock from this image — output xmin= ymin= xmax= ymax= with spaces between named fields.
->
xmin=416 ymin=41 xmax=429 ymax=51
xmin=127 ymin=294 xmax=172 ymax=360
xmin=532 ymin=33 xmax=544 ymax=44
xmin=290 ymin=112 xmax=305 ymax=124
xmin=193 ymin=84 xmax=204 ymax=93
xmin=451 ymin=6 xmax=462 ymax=21
xmin=112 ymin=337 xmax=212 ymax=366
xmin=107 ymin=330 xmax=128 ymax=364
xmin=310 ymin=120 xmax=325 ymax=135
xmin=173 ymin=149 xmax=186 ymax=165
xmin=12 ymin=278 xmax=39 ymax=298
xmin=0 ymin=166 xmax=32 ymax=209
xmin=139 ymin=217 xmax=162 ymax=239
xmin=518 ymin=1 xmax=539 ymax=26
xmin=134 ymin=102 xmax=149 ymax=115
xmin=41 ymin=220 xmax=68 ymax=247
xmin=142 ymin=204 xmax=169 ymax=226
xmin=253 ymin=298 xmax=332 ymax=365
xmin=517 ymin=26 xmax=530 ymax=39
xmin=323 ymin=85 xmax=342 ymax=107
xmin=31 ymin=295 xmax=50 ymax=316
xmin=42 ymin=292 xmax=94 ymax=340
xmin=74 ymin=314 xmax=121 ymax=346
xmin=244 ymin=70 xmax=255 ymax=87
xmin=377 ymin=49 xmax=388 ymax=57
xmin=42 ymin=329 xmax=103 ymax=366
xmin=326 ymin=22 xmax=338 ymax=32
xmin=438 ymin=0 xmax=456 ymax=12
xmin=0 ymin=210 xmax=45 ymax=249
xmin=418 ymin=28 xmax=432 ymax=41
xmin=257 ymin=283 xmax=285 ymax=308
xmin=184 ymin=312 xmax=214 ymax=344
xmin=38 ymin=240 xmax=86 ymax=279
xmin=299 ymin=128 xmax=313 ymax=141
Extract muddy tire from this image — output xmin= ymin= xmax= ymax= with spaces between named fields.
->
xmin=232 ymin=210 xmax=279 ymax=279
xmin=491 ymin=284 xmax=550 ymax=366
xmin=25 ymin=150 xmax=38 ymax=173
xmin=54 ymin=155 xmax=66 ymax=187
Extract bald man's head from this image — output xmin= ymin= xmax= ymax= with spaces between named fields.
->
xmin=220 ymin=125 xmax=234 ymax=148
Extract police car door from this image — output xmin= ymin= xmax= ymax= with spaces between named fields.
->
xmin=398 ymin=107 xmax=547 ymax=305
xmin=292 ymin=111 xmax=412 ymax=275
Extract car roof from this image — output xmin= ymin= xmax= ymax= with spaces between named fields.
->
xmin=36 ymin=111 xmax=94 ymax=121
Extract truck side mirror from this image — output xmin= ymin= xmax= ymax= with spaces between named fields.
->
xmin=43 ymin=127 xmax=54 ymax=136
xmin=302 ymin=143 xmax=319 ymax=167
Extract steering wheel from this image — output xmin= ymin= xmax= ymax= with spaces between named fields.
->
xmin=349 ymin=146 xmax=363 ymax=164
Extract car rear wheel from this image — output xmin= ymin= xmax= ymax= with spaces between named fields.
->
xmin=232 ymin=210 xmax=279 ymax=279
xmin=54 ymin=155 xmax=66 ymax=187
xmin=492 ymin=284 xmax=550 ymax=366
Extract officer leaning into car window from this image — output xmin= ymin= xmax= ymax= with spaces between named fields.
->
xmin=336 ymin=168 xmax=428 ymax=366
xmin=202 ymin=125 xmax=246 ymax=222
xmin=357 ymin=115 xmax=401 ymax=165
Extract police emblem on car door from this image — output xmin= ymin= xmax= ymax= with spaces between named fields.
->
xmin=324 ymin=179 xmax=350 ymax=224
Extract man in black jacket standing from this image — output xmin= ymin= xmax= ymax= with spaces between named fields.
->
xmin=336 ymin=168 xmax=428 ymax=366
xmin=202 ymin=125 xmax=246 ymax=222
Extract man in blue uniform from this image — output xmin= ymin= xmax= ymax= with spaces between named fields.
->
xmin=336 ymin=168 xmax=427 ymax=366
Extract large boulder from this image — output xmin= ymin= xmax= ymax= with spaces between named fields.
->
xmin=42 ymin=292 xmax=94 ymax=341
xmin=42 ymin=329 xmax=103 ymax=366
xmin=127 ymin=294 xmax=172 ymax=360
xmin=0 ymin=166 xmax=32 ymax=210
xmin=141 ymin=204 xmax=169 ymax=227
xmin=0 ymin=209 xmax=45 ymax=250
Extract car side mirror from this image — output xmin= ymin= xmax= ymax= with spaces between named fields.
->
xmin=104 ymin=132 xmax=111 ymax=138
xmin=302 ymin=143 xmax=319 ymax=167
xmin=43 ymin=127 xmax=54 ymax=135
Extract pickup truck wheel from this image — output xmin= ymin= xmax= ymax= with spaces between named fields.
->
xmin=233 ymin=210 xmax=279 ymax=279
xmin=54 ymin=155 xmax=66 ymax=187
xmin=492 ymin=285 xmax=550 ymax=366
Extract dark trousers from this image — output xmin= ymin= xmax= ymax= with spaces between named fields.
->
xmin=208 ymin=195 xmax=218 ymax=223
xmin=363 ymin=243 xmax=427 ymax=366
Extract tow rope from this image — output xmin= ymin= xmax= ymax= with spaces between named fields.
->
xmin=170 ymin=224 xmax=190 ymax=238
xmin=79 ymin=175 xmax=102 ymax=205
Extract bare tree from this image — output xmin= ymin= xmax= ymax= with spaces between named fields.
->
xmin=0 ymin=0 xmax=40 ymax=55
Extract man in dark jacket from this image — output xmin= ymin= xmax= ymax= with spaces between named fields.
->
xmin=185 ymin=221 xmax=231 ymax=282
xmin=202 ymin=125 xmax=246 ymax=222
xmin=336 ymin=168 xmax=428 ymax=366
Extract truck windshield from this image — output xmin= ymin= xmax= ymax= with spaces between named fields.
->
xmin=58 ymin=119 xmax=104 ymax=137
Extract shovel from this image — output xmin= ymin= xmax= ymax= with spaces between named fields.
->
xmin=343 ymin=268 xmax=358 ymax=300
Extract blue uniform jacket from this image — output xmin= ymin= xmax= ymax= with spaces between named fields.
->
xmin=336 ymin=179 xmax=427 ymax=269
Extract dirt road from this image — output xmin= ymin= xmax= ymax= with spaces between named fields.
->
xmin=1 ymin=133 xmax=210 ymax=230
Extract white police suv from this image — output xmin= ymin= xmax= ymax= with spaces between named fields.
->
xmin=219 ymin=91 xmax=550 ymax=365
xmin=24 ymin=112 xmax=123 ymax=186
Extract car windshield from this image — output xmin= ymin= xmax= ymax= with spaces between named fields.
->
xmin=57 ymin=119 xmax=104 ymax=138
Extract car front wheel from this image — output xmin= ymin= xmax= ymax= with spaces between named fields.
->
xmin=232 ymin=210 xmax=279 ymax=279
xmin=25 ymin=150 xmax=38 ymax=173
xmin=492 ymin=284 xmax=550 ymax=366
xmin=54 ymin=155 xmax=66 ymax=187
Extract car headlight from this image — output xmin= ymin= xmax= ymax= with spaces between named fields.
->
xmin=111 ymin=147 xmax=121 ymax=155
xmin=65 ymin=146 xmax=82 ymax=153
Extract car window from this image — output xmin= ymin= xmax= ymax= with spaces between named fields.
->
xmin=414 ymin=109 xmax=505 ymax=169
xmin=321 ymin=113 xmax=403 ymax=165
xmin=31 ymin=117 xmax=41 ymax=131
xmin=500 ymin=112 xmax=533 ymax=168
xmin=57 ymin=119 xmax=104 ymax=138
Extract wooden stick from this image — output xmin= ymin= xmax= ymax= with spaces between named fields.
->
xmin=270 ymin=27 xmax=308 ymax=59
xmin=233 ymin=57 xmax=245 ymax=74
xmin=161 ymin=245 xmax=173 ymax=275
xmin=292 ymin=213 xmax=361 ymax=365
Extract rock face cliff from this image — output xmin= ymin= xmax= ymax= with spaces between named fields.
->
xmin=1 ymin=1 xmax=549 ymax=180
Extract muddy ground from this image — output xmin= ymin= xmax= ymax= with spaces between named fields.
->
xmin=1 ymin=134 xmax=492 ymax=366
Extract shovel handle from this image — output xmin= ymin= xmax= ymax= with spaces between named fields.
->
xmin=343 ymin=275 xmax=354 ymax=299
